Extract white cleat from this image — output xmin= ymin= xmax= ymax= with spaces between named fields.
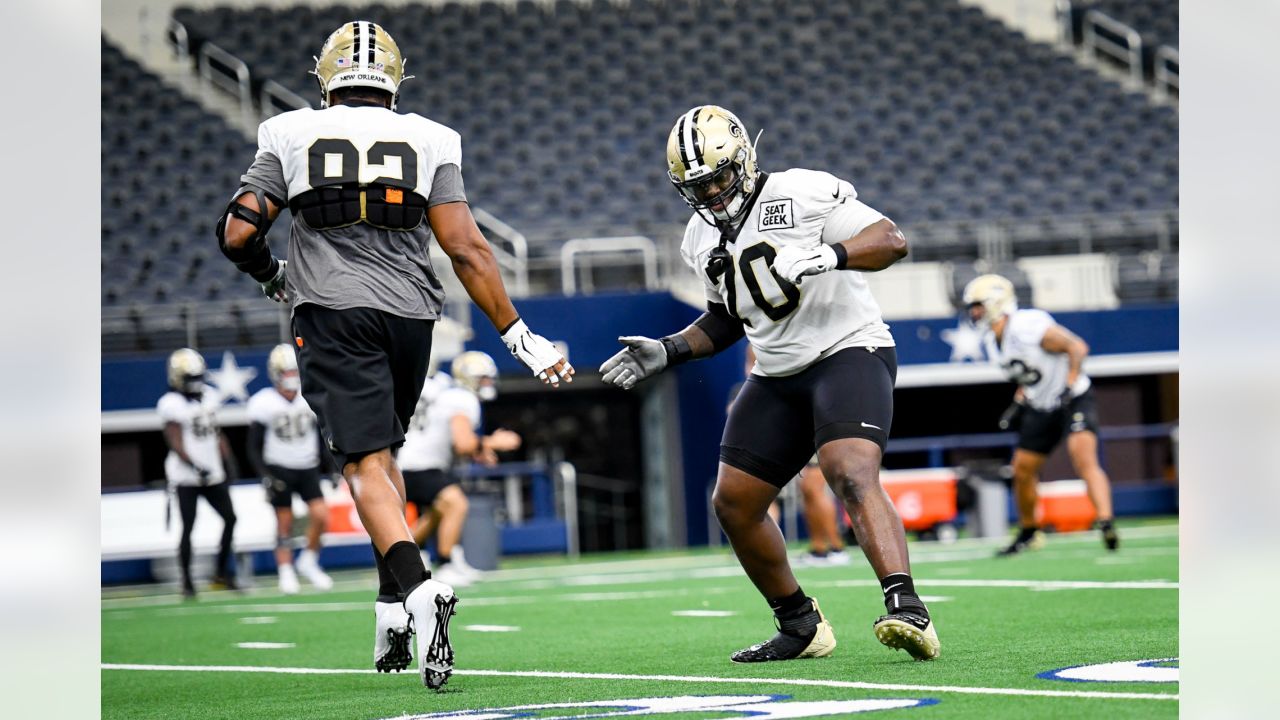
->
xmin=374 ymin=600 xmax=413 ymax=673
xmin=404 ymin=578 xmax=458 ymax=690
xmin=278 ymin=564 xmax=301 ymax=595
xmin=451 ymin=546 xmax=485 ymax=582
xmin=825 ymin=549 xmax=852 ymax=566
xmin=296 ymin=549 xmax=334 ymax=590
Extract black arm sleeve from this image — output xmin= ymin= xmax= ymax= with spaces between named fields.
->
xmin=693 ymin=302 xmax=747 ymax=353
xmin=247 ymin=422 xmax=269 ymax=479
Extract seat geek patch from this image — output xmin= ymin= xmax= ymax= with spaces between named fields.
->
xmin=758 ymin=198 xmax=794 ymax=231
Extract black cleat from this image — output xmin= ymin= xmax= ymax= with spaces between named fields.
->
xmin=997 ymin=528 xmax=1045 ymax=557
xmin=1100 ymin=521 xmax=1119 ymax=551
xmin=874 ymin=611 xmax=941 ymax=661
xmin=730 ymin=599 xmax=836 ymax=663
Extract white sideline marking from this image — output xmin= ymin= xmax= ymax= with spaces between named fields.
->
xmin=464 ymin=625 xmax=521 ymax=632
xmin=234 ymin=642 xmax=295 ymax=649
xmin=238 ymin=617 xmax=278 ymax=625
xmin=117 ymin=577 xmax=1174 ymax=619
xmin=100 ymin=663 xmax=1178 ymax=701
xmin=671 ymin=610 xmax=737 ymax=617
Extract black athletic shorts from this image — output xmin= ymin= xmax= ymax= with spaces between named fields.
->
xmin=403 ymin=468 xmax=458 ymax=508
xmin=721 ymin=345 xmax=897 ymax=488
xmin=292 ymin=304 xmax=434 ymax=468
xmin=1017 ymin=388 xmax=1102 ymax=455
xmin=262 ymin=464 xmax=324 ymax=508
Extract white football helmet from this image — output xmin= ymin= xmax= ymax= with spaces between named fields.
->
xmin=312 ymin=21 xmax=411 ymax=109
xmin=962 ymin=274 xmax=1018 ymax=328
xmin=167 ymin=348 xmax=207 ymax=394
xmin=267 ymin=343 xmax=301 ymax=392
xmin=667 ymin=105 xmax=761 ymax=227
xmin=451 ymin=351 xmax=498 ymax=401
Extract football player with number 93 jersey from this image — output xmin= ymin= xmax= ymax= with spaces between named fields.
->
xmin=601 ymin=106 xmax=940 ymax=663
xmin=216 ymin=21 xmax=574 ymax=690
xmin=962 ymin=274 xmax=1119 ymax=556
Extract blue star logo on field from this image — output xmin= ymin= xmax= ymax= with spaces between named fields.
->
xmin=1037 ymin=658 xmax=1179 ymax=683
xmin=397 ymin=695 xmax=937 ymax=719
xmin=940 ymin=319 xmax=987 ymax=363
xmin=206 ymin=350 xmax=257 ymax=404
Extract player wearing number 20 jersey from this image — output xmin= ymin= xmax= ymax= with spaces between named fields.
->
xmin=600 ymin=105 xmax=939 ymax=666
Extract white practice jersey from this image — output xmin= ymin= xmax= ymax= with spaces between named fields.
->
xmin=257 ymin=104 xmax=461 ymax=209
xmin=398 ymin=375 xmax=481 ymax=471
xmin=983 ymin=308 xmax=1083 ymax=411
xmin=157 ymin=392 xmax=225 ymax=486
xmin=246 ymin=387 xmax=320 ymax=470
xmin=680 ymin=169 xmax=894 ymax=377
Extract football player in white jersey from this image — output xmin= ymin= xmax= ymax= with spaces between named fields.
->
xmin=601 ymin=106 xmax=939 ymax=663
xmin=400 ymin=351 xmax=520 ymax=587
xmin=246 ymin=344 xmax=335 ymax=594
xmin=216 ymin=22 xmax=572 ymax=689
xmin=157 ymin=349 xmax=239 ymax=599
xmin=963 ymin=275 xmax=1119 ymax=555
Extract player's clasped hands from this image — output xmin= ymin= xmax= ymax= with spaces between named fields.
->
xmin=599 ymin=336 xmax=668 ymax=390
xmin=500 ymin=318 xmax=575 ymax=386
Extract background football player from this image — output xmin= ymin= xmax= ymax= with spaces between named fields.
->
xmin=963 ymin=274 xmax=1120 ymax=555
xmin=601 ymin=106 xmax=939 ymax=663
xmin=399 ymin=351 xmax=520 ymax=587
xmin=215 ymin=21 xmax=572 ymax=689
xmin=246 ymin=343 xmax=334 ymax=594
xmin=158 ymin=349 xmax=239 ymax=598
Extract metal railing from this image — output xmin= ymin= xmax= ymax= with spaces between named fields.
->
xmin=472 ymin=207 xmax=531 ymax=297
xmin=1154 ymin=45 xmax=1179 ymax=99
xmin=260 ymin=79 xmax=309 ymax=117
xmin=197 ymin=41 xmax=253 ymax=111
xmin=559 ymin=236 xmax=659 ymax=295
xmin=1081 ymin=10 xmax=1144 ymax=87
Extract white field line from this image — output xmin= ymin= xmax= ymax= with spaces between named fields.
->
xmin=99 ymin=520 xmax=1177 ymax=604
xmin=101 ymin=523 xmax=1179 ymax=610
xmin=100 ymin=663 xmax=1177 ymax=701
xmin=117 ymin=577 xmax=1173 ymax=618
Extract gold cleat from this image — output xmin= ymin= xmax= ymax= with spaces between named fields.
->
xmin=874 ymin=613 xmax=941 ymax=661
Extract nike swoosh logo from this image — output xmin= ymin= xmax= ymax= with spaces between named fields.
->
xmin=883 ymin=582 xmax=903 ymax=593
xmin=861 ymin=422 xmax=882 ymax=430
xmin=832 ymin=185 xmax=840 ymax=199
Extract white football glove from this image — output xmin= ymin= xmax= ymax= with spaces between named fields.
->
xmin=772 ymin=244 xmax=838 ymax=285
xmin=599 ymin=336 xmax=667 ymax=390
xmin=500 ymin=318 xmax=574 ymax=386
xmin=260 ymin=259 xmax=288 ymax=303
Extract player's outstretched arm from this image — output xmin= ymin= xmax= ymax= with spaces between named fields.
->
xmin=429 ymin=202 xmax=574 ymax=386
xmin=600 ymin=302 xmax=744 ymax=390
xmin=218 ymin=189 xmax=288 ymax=302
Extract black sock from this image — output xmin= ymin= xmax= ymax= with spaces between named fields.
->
xmin=881 ymin=573 xmax=929 ymax=619
xmin=372 ymin=544 xmax=401 ymax=602
xmin=1098 ymin=519 xmax=1114 ymax=530
xmin=384 ymin=540 xmax=430 ymax=596
xmin=1017 ymin=525 xmax=1040 ymax=538
xmin=437 ymin=555 xmax=452 ymax=565
xmin=768 ymin=587 xmax=810 ymax=618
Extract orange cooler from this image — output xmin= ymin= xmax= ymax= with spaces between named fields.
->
xmin=879 ymin=468 xmax=959 ymax=531
xmin=1036 ymin=479 xmax=1097 ymax=532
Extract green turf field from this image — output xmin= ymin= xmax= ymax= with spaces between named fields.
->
xmin=101 ymin=519 xmax=1178 ymax=719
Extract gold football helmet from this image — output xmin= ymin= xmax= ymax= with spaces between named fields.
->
xmin=962 ymin=274 xmax=1018 ymax=327
xmin=267 ymin=343 xmax=301 ymax=392
xmin=666 ymin=105 xmax=760 ymax=227
xmin=451 ymin=351 xmax=499 ymax=401
xmin=312 ymin=21 xmax=411 ymax=109
xmin=167 ymin=348 xmax=207 ymax=394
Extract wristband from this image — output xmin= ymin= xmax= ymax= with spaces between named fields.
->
xmin=829 ymin=242 xmax=848 ymax=270
xmin=660 ymin=334 xmax=693 ymax=367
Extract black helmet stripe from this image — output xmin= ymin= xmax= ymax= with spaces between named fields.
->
xmin=679 ymin=106 xmax=705 ymax=171
xmin=352 ymin=21 xmax=361 ymax=66
xmin=366 ymin=22 xmax=376 ymax=67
